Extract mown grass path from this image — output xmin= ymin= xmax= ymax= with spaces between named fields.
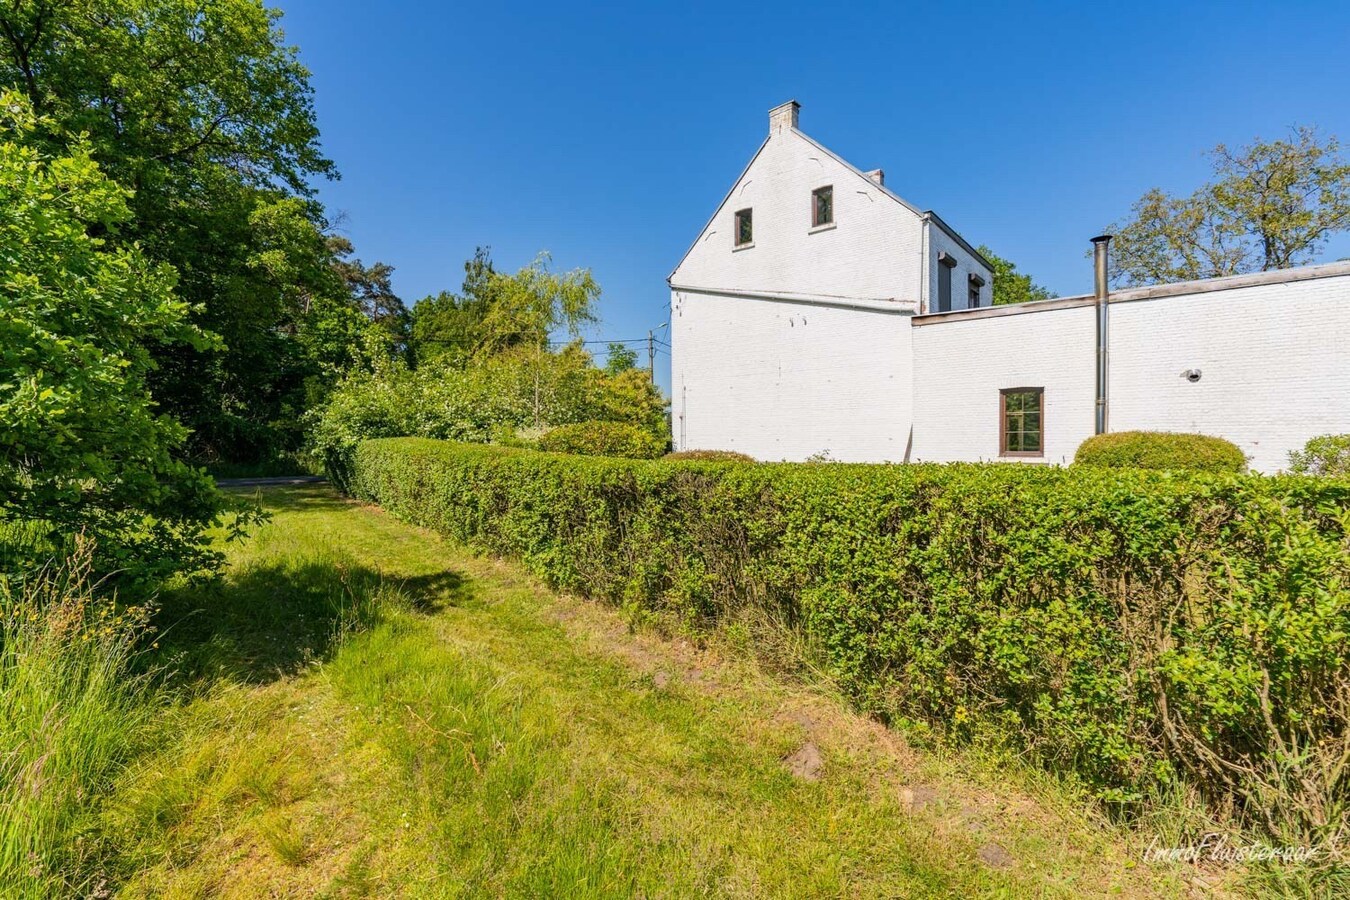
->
xmin=106 ymin=485 xmax=1188 ymax=898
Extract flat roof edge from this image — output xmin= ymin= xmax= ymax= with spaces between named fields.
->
xmin=912 ymin=260 xmax=1350 ymax=326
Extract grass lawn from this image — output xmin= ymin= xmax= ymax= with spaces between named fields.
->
xmin=65 ymin=485 xmax=1195 ymax=897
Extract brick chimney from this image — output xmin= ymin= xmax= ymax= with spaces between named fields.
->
xmin=864 ymin=169 xmax=885 ymax=186
xmin=769 ymin=100 xmax=799 ymax=135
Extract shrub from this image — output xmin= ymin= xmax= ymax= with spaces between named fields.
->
xmin=538 ymin=422 xmax=665 ymax=459
xmin=348 ymin=438 xmax=1350 ymax=848
xmin=1289 ymin=434 xmax=1350 ymax=476
xmin=1074 ymin=431 xmax=1246 ymax=472
xmin=308 ymin=346 xmax=668 ymax=487
xmin=664 ymin=450 xmax=755 ymax=463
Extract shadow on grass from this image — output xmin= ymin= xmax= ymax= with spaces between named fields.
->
xmin=148 ymin=486 xmax=473 ymax=689
xmin=221 ymin=482 xmax=351 ymax=516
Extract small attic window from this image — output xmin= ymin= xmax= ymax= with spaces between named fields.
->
xmin=812 ymin=186 xmax=833 ymax=227
xmin=968 ymin=273 xmax=985 ymax=308
xmin=734 ymin=208 xmax=753 ymax=247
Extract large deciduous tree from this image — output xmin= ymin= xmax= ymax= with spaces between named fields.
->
xmin=0 ymin=94 xmax=226 ymax=583
xmin=409 ymin=247 xmax=501 ymax=368
xmin=473 ymin=252 xmax=599 ymax=357
xmin=603 ymin=343 xmax=639 ymax=375
xmin=0 ymin=0 xmax=332 ymax=192
xmin=409 ymin=248 xmax=600 ymax=366
xmin=1106 ymin=127 xmax=1350 ymax=287
xmin=0 ymin=0 xmax=403 ymax=463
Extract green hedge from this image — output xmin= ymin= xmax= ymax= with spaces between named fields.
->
xmin=1075 ymin=430 xmax=1246 ymax=472
xmin=664 ymin=449 xmax=755 ymax=462
xmin=347 ymin=438 xmax=1350 ymax=839
xmin=537 ymin=421 xmax=665 ymax=459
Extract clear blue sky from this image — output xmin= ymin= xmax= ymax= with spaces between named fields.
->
xmin=279 ymin=1 xmax=1350 ymax=392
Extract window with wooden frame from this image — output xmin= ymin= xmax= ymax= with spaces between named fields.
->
xmin=812 ymin=186 xmax=833 ymax=227
xmin=1000 ymin=388 xmax=1043 ymax=457
xmin=734 ymin=208 xmax=753 ymax=247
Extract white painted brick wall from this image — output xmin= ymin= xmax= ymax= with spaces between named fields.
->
xmin=1109 ymin=277 xmax=1350 ymax=472
xmin=912 ymin=305 xmax=1096 ymax=465
xmin=912 ymin=273 xmax=1350 ymax=472
xmin=670 ymin=289 xmax=913 ymax=462
xmin=926 ymin=224 xmax=991 ymax=312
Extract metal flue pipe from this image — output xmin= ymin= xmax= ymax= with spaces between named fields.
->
xmin=1091 ymin=235 xmax=1112 ymax=435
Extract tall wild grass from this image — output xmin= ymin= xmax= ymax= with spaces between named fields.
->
xmin=0 ymin=541 xmax=154 ymax=896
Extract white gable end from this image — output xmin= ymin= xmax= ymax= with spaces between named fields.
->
xmin=670 ymin=122 xmax=926 ymax=304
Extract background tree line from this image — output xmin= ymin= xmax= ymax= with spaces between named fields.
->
xmin=0 ymin=0 xmax=663 ymax=587
xmin=985 ymin=129 xmax=1350 ymax=301
xmin=0 ymin=0 xmax=397 ymax=466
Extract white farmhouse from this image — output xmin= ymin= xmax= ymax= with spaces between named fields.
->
xmin=669 ymin=101 xmax=1350 ymax=472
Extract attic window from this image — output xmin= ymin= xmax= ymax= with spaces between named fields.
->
xmin=812 ymin=186 xmax=833 ymax=227
xmin=735 ymin=208 xmax=753 ymax=247
xmin=968 ymin=273 xmax=985 ymax=308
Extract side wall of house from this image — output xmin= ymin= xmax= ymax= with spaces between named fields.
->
xmin=1109 ymin=276 xmax=1350 ymax=472
xmin=911 ymin=272 xmax=1350 ymax=472
xmin=670 ymin=289 xmax=914 ymax=462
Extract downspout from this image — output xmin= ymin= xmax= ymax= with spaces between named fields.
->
xmin=1091 ymin=235 xmax=1112 ymax=434
xmin=919 ymin=217 xmax=931 ymax=313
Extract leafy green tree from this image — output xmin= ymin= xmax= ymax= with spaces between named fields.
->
xmin=1106 ymin=127 xmax=1350 ymax=286
xmin=977 ymin=246 xmax=1056 ymax=306
xmin=409 ymin=290 xmax=474 ymax=368
xmin=409 ymin=247 xmax=499 ymax=367
xmin=0 ymin=0 xmax=331 ymax=194
xmin=474 ymin=253 xmax=600 ymax=357
xmin=409 ymin=248 xmax=600 ymax=371
xmin=0 ymin=94 xmax=227 ymax=583
xmin=0 ymin=0 xmax=400 ymax=463
xmin=603 ymin=343 xmax=640 ymax=375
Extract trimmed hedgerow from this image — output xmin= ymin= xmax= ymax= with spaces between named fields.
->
xmin=1075 ymin=430 xmax=1246 ymax=472
xmin=347 ymin=438 xmax=1350 ymax=842
xmin=664 ymin=449 xmax=755 ymax=462
xmin=537 ymin=421 xmax=666 ymax=459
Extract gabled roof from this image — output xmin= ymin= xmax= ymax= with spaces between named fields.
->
xmin=793 ymin=129 xmax=993 ymax=273
xmin=790 ymin=128 xmax=922 ymax=216
xmin=667 ymin=124 xmax=991 ymax=282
